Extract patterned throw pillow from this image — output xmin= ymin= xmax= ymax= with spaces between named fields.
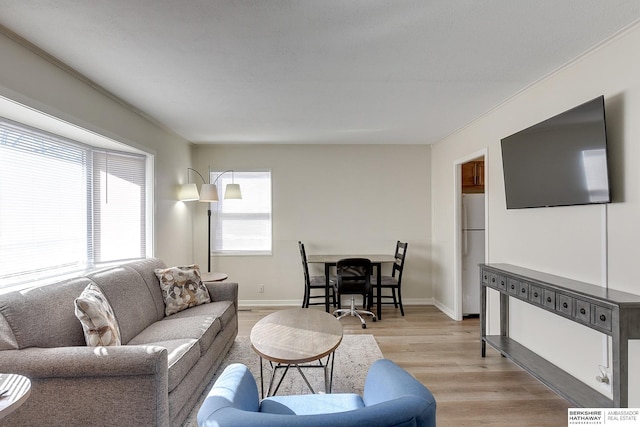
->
xmin=74 ymin=284 xmax=122 ymax=346
xmin=154 ymin=264 xmax=211 ymax=316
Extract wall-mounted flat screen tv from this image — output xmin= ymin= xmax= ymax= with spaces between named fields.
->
xmin=501 ymin=95 xmax=610 ymax=209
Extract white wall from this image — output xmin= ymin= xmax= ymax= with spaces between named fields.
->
xmin=431 ymin=23 xmax=640 ymax=404
xmin=193 ymin=144 xmax=432 ymax=305
xmin=0 ymin=31 xmax=195 ymax=266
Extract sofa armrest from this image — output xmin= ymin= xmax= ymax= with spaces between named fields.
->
xmin=205 ymin=281 xmax=238 ymax=309
xmin=197 ymin=363 xmax=259 ymax=425
xmin=363 ymin=359 xmax=436 ymax=407
xmin=0 ymin=345 xmax=168 ymax=379
xmin=0 ymin=345 xmax=171 ymax=427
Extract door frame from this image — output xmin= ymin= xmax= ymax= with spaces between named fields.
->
xmin=453 ymin=148 xmax=488 ymax=321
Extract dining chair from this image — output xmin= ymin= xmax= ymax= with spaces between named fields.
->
xmin=333 ymin=258 xmax=376 ymax=328
xmin=374 ymin=241 xmax=408 ymax=316
xmin=298 ymin=241 xmax=335 ymax=308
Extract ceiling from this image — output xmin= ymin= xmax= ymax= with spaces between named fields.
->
xmin=1 ymin=1 xmax=639 ymax=145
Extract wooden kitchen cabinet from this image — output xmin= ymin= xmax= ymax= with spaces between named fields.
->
xmin=462 ymin=160 xmax=484 ymax=193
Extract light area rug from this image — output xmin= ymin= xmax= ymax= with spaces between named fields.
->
xmin=182 ymin=334 xmax=383 ymax=426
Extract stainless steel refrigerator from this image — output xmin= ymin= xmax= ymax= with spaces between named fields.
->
xmin=461 ymin=193 xmax=485 ymax=316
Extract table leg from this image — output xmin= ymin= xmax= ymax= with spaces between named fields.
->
xmin=294 ymin=364 xmax=316 ymax=394
xmin=376 ymin=262 xmax=382 ymax=320
xmin=324 ymin=357 xmax=329 ymax=393
xmin=265 ymin=357 xmax=337 ymax=397
xmin=259 ymin=356 xmax=264 ymax=398
xmin=327 ymin=351 xmax=335 ymax=393
xmin=268 ymin=364 xmax=291 ymax=397
xmin=325 ymin=263 xmax=331 ymax=313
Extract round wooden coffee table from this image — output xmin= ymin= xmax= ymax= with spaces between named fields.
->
xmin=250 ymin=308 xmax=343 ymax=397
xmin=0 ymin=374 xmax=31 ymax=420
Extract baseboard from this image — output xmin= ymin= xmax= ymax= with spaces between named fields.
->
xmin=432 ymin=299 xmax=457 ymax=320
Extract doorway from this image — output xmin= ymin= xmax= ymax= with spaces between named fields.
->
xmin=454 ymin=151 xmax=487 ymax=320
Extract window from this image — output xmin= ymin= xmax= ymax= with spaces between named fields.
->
xmin=209 ymin=170 xmax=272 ymax=254
xmin=0 ymin=117 xmax=149 ymax=289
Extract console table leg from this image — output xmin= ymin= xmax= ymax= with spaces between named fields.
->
xmin=481 ymin=283 xmax=487 ymax=357
xmin=613 ymin=314 xmax=627 ymax=407
xmin=500 ymin=292 xmax=509 ymax=338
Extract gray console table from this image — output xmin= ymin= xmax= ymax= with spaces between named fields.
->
xmin=480 ymin=263 xmax=640 ymax=408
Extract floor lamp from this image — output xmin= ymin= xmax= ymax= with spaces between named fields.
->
xmin=179 ymin=168 xmax=242 ymax=272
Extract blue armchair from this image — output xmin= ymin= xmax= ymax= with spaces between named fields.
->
xmin=197 ymin=358 xmax=436 ymax=427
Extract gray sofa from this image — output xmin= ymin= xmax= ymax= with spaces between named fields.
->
xmin=0 ymin=258 xmax=238 ymax=426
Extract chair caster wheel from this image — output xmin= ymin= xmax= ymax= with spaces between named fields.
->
xmin=373 ymin=318 xmax=376 ymax=322
xmin=362 ymin=324 xmax=367 ymax=329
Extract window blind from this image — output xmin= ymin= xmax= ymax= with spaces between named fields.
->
xmin=209 ymin=170 xmax=272 ymax=254
xmin=92 ymin=151 xmax=146 ymax=262
xmin=0 ymin=117 xmax=147 ymax=288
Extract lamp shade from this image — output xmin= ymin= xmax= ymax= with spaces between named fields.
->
xmin=199 ymin=184 xmax=220 ymax=202
xmin=179 ymin=183 xmax=199 ymax=201
xmin=224 ymin=183 xmax=242 ymax=199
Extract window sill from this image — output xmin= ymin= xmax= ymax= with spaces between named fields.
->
xmin=211 ymin=251 xmax=272 ymax=257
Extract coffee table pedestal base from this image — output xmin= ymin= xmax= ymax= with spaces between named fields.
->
xmin=260 ymin=351 xmax=336 ymax=398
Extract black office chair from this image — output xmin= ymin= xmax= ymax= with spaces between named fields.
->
xmin=374 ymin=241 xmax=408 ymax=316
xmin=333 ymin=258 xmax=376 ymax=328
xmin=299 ymin=241 xmax=334 ymax=308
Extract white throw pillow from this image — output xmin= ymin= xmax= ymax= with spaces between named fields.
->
xmin=74 ymin=283 xmax=122 ymax=346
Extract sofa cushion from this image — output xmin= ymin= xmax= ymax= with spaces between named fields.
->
xmin=0 ymin=277 xmax=90 ymax=349
xmin=166 ymin=300 xmax=235 ymax=330
xmin=128 ymin=314 xmax=222 ymax=357
xmin=74 ymin=283 xmax=122 ymax=346
xmin=124 ymin=258 xmax=168 ymax=321
xmin=86 ymin=266 xmax=160 ymax=344
xmin=154 ymin=265 xmax=211 ymax=316
xmin=0 ymin=315 xmax=17 ymax=350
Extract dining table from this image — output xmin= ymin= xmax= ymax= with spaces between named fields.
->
xmin=306 ymin=254 xmax=396 ymax=320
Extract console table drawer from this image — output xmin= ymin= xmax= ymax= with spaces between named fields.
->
xmin=575 ymin=299 xmax=591 ymax=323
xmin=507 ymin=277 xmax=519 ymax=295
xmin=488 ymin=273 xmax=498 ymax=289
xmin=543 ymin=289 xmax=556 ymax=310
xmin=592 ymin=305 xmax=612 ymax=332
xmin=517 ymin=281 xmax=529 ymax=299
xmin=529 ymin=285 xmax=543 ymax=305
xmin=482 ymin=270 xmax=490 ymax=285
xmin=557 ymin=294 xmax=573 ymax=316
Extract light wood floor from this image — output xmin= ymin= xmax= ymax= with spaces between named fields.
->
xmin=238 ymin=305 xmax=571 ymax=427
